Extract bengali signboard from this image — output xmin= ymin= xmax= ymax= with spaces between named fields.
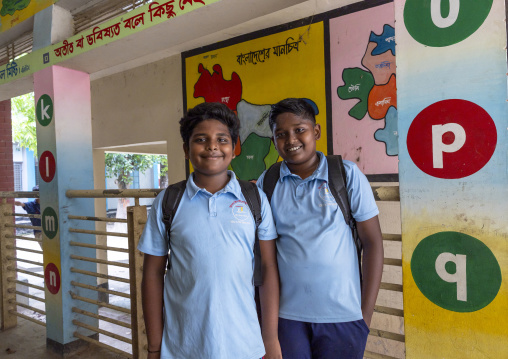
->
xmin=0 ymin=0 xmax=220 ymax=85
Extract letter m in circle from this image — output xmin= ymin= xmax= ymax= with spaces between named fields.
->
xmin=45 ymin=216 xmax=55 ymax=232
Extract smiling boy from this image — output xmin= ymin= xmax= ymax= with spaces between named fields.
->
xmin=257 ymin=98 xmax=384 ymax=359
xmin=138 ymin=102 xmax=281 ymax=359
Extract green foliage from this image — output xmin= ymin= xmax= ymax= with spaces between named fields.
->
xmin=158 ymin=155 xmax=168 ymax=177
xmin=1 ymin=0 xmax=31 ymax=17
xmin=12 ymin=92 xmax=37 ymax=156
xmin=105 ymin=153 xmax=165 ymax=189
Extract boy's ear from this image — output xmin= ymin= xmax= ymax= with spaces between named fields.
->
xmin=183 ymin=143 xmax=189 ymax=159
xmin=314 ymin=123 xmax=322 ymax=141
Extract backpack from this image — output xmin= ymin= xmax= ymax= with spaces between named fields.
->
xmin=262 ymin=155 xmax=363 ymax=283
xmin=160 ymin=179 xmax=263 ymax=286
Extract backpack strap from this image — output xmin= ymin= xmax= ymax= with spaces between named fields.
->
xmin=326 ymin=155 xmax=363 ymax=284
xmin=161 ymin=179 xmax=187 ymax=270
xmin=263 ymin=161 xmax=282 ymax=203
xmin=238 ymin=180 xmax=263 ymax=286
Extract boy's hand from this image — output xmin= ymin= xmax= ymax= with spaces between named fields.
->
xmin=363 ymin=312 xmax=373 ymax=328
xmin=263 ymin=337 xmax=282 ymax=359
xmin=147 ymin=351 xmax=161 ymax=359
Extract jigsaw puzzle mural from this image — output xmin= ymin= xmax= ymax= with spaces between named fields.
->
xmin=330 ymin=2 xmax=398 ymax=176
xmin=184 ymin=22 xmax=327 ymax=181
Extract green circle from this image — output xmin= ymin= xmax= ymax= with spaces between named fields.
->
xmin=411 ymin=231 xmax=501 ymax=312
xmin=404 ymin=0 xmax=493 ymax=47
xmin=42 ymin=207 xmax=58 ymax=239
xmin=36 ymin=94 xmax=54 ymax=126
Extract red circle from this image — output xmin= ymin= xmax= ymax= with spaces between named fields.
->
xmin=407 ymin=99 xmax=497 ymax=179
xmin=44 ymin=263 xmax=61 ymax=295
xmin=39 ymin=151 xmax=56 ymax=182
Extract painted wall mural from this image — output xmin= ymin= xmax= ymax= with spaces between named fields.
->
xmin=0 ymin=0 xmax=58 ymax=33
xmin=396 ymin=0 xmax=507 ymax=357
xmin=184 ymin=22 xmax=327 ymax=180
xmin=330 ymin=2 xmax=398 ymax=176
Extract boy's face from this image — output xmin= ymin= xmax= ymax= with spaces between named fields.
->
xmin=272 ymin=112 xmax=321 ymax=166
xmin=184 ymin=119 xmax=235 ymax=178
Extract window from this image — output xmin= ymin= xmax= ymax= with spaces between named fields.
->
xmin=132 ymin=170 xmax=140 ymax=189
xmin=14 ymin=162 xmax=22 ymax=191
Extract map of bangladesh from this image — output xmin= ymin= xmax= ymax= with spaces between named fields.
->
xmin=193 ymin=63 xmax=318 ymax=180
xmin=337 ymin=24 xmax=398 ymax=156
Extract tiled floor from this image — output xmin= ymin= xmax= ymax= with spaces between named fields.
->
xmin=0 ymin=319 xmax=126 ymax=359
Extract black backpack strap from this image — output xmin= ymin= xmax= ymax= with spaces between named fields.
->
xmin=161 ymin=179 xmax=187 ymax=270
xmin=326 ymin=155 xmax=363 ymax=284
xmin=262 ymin=161 xmax=282 ymax=203
xmin=239 ymin=180 xmax=263 ymax=286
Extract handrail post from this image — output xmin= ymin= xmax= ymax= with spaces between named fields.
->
xmin=0 ymin=198 xmax=17 ymax=329
xmin=127 ymin=204 xmax=148 ymax=359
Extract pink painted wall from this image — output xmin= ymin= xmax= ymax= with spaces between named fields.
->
xmin=330 ymin=2 xmax=398 ymax=175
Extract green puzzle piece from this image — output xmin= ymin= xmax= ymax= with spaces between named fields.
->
xmin=337 ymin=68 xmax=374 ymax=120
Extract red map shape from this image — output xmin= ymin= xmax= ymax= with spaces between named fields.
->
xmin=193 ymin=64 xmax=242 ymax=111
xmin=367 ymin=74 xmax=396 ymax=120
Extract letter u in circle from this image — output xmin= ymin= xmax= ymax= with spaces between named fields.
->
xmin=431 ymin=0 xmax=460 ymax=28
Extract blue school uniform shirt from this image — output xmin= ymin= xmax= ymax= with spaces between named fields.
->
xmin=23 ymin=200 xmax=41 ymax=234
xmin=138 ymin=171 xmax=277 ymax=359
xmin=257 ymin=152 xmax=378 ymax=323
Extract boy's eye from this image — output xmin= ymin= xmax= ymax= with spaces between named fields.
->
xmin=295 ymin=127 xmax=305 ymax=133
xmin=275 ymin=132 xmax=285 ymax=139
xmin=218 ymin=138 xmax=229 ymax=143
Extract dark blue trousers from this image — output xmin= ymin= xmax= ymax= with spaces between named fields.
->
xmin=278 ymin=317 xmax=370 ymax=359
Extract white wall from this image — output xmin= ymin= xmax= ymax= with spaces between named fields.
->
xmin=91 ymin=55 xmax=186 ymax=184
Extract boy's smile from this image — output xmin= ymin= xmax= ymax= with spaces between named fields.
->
xmin=272 ymin=112 xmax=321 ymax=177
xmin=184 ymin=119 xmax=235 ymax=183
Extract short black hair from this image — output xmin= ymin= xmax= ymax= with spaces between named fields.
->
xmin=180 ymin=102 xmax=240 ymax=147
xmin=269 ymin=98 xmax=316 ymax=130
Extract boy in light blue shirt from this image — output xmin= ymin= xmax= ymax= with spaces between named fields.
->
xmin=257 ymin=98 xmax=384 ymax=359
xmin=138 ymin=102 xmax=282 ymax=359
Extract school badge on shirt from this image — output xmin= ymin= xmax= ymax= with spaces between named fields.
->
xmin=318 ymin=183 xmax=336 ymax=207
xmin=229 ymin=200 xmax=251 ymax=224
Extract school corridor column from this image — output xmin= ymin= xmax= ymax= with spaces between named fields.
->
xmin=34 ymin=66 xmax=97 ymax=352
xmin=395 ymin=0 xmax=507 ymax=357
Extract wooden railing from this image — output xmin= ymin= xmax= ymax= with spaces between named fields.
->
xmin=2 ymin=185 xmax=403 ymax=359
xmin=365 ymin=185 xmax=404 ymax=359
xmin=65 ymin=188 xmax=161 ymax=359
xmin=0 ymin=191 xmax=45 ymax=330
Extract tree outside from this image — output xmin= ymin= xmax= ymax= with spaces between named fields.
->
xmin=12 ymin=92 xmax=37 ymax=156
xmin=105 ymin=153 xmax=167 ymax=221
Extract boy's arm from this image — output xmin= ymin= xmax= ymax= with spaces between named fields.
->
xmin=14 ymin=201 xmax=25 ymax=207
xmin=142 ymin=253 xmax=167 ymax=358
xmin=356 ymin=215 xmax=384 ymax=327
xmin=258 ymin=239 xmax=282 ymax=359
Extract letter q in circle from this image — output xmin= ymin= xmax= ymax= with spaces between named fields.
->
xmin=407 ymin=99 xmax=496 ymax=179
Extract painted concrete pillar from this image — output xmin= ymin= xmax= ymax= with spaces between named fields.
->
xmin=33 ymin=66 xmax=97 ymax=351
xmin=395 ymin=0 xmax=507 ymax=357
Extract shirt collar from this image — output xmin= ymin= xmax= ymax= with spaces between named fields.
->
xmin=279 ymin=151 xmax=328 ymax=182
xmin=186 ymin=170 xmax=242 ymax=200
